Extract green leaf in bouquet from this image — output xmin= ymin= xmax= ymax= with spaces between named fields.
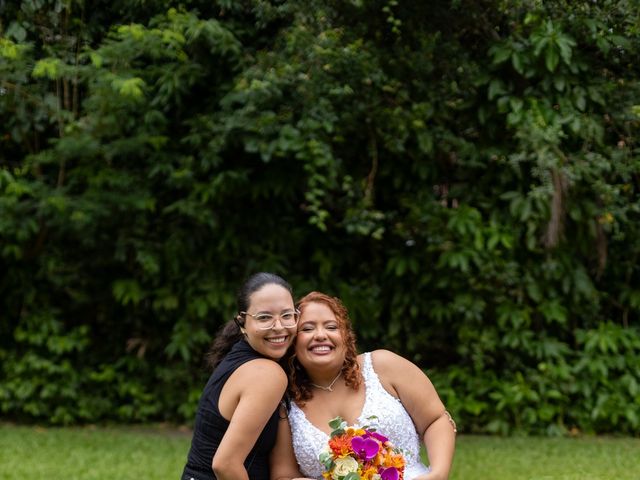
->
xmin=319 ymin=451 xmax=334 ymax=470
xmin=362 ymin=415 xmax=379 ymax=430
xmin=328 ymin=416 xmax=347 ymax=436
xmin=328 ymin=416 xmax=344 ymax=429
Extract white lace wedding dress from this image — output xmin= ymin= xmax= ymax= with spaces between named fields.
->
xmin=288 ymin=352 xmax=431 ymax=479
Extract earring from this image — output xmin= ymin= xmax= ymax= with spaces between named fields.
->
xmin=234 ymin=315 xmax=246 ymax=335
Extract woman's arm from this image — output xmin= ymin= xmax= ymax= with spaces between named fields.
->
xmin=421 ymin=411 xmax=456 ymax=480
xmin=212 ymin=358 xmax=289 ymax=480
xmin=269 ymin=404 xmax=309 ymax=480
xmin=371 ymin=349 xmax=456 ymax=480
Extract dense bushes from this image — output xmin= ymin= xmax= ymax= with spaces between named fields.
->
xmin=1 ymin=0 xmax=639 ymax=434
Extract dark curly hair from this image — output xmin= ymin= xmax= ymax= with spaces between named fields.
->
xmin=206 ymin=272 xmax=293 ymax=370
xmin=287 ymin=291 xmax=361 ymax=405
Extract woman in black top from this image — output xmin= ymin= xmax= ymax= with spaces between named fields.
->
xmin=181 ymin=273 xmax=299 ymax=480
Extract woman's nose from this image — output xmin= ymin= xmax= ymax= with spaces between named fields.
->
xmin=313 ymin=328 xmax=327 ymax=340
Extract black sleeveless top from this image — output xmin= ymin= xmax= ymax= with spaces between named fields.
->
xmin=181 ymin=340 xmax=280 ymax=480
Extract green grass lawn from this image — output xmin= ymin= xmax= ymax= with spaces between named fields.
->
xmin=0 ymin=423 xmax=638 ymax=479
xmin=449 ymin=435 xmax=640 ymax=480
xmin=0 ymin=423 xmax=191 ymax=480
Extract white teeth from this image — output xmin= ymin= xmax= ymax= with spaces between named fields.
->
xmin=311 ymin=345 xmax=331 ymax=352
xmin=267 ymin=337 xmax=287 ymax=344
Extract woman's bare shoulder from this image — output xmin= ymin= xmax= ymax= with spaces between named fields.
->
xmin=232 ymin=357 xmax=287 ymax=386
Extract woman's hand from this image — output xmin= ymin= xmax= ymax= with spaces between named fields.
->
xmin=413 ymin=471 xmax=447 ymax=480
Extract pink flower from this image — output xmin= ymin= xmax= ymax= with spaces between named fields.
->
xmin=351 ymin=435 xmax=380 ymax=460
xmin=380 ymin=467 xmax=399 ymax=480
xmin=368 ymin=431 xmax=389 ymax=443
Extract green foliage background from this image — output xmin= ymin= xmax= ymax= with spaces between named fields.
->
xmin=1 ymin=0 xmax=639 ymax=435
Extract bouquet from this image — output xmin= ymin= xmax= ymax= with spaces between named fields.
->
xmin=319 ymin=416 xmax=405 ymax=480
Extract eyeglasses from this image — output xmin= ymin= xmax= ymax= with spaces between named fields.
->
xmin=239 ymin=309 xmax=300 ymax=330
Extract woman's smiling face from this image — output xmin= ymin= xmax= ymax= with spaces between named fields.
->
xmin=294 ymin=301 xmax=346 ymax=370
xmin=241 ymin=283 xmax=296 ymax=360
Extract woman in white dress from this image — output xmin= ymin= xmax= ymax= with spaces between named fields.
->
xmin=271 ymin=291 xmax=456 ymax=480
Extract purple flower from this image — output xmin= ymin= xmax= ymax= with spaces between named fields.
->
xmin=350 ymin=435 xmax=380 ymax=460
xmin=369 ymin=431 xmax=389 ymax=443
xmin=380 ymin=467 xmax=399 ymax=480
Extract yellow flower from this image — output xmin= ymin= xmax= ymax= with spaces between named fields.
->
xmin=385 ymin=451 xmax=405 ymax=470
xmin=361 ymin=466 xmax=379 ymax=480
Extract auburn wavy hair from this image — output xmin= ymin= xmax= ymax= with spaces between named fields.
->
xmin=287 ymin=291 xmax=362 ymax=405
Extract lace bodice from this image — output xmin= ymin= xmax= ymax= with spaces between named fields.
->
xmin=288 ymin=352 xmax=430 ymax=480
